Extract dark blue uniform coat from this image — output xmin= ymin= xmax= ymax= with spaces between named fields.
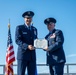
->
xmin=45 ymin=29 xmax=66 ymax=75
xmin=15 ymin=24 xmax=37 ymax=75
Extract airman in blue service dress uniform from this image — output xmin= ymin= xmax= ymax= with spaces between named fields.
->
xmin=43 ymin=17 xmax=66 ymax=75
xmin=15 ymin=11 xmax=38 ymax=75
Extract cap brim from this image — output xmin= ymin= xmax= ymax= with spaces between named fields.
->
xmin=24 ymin=16 xmax=32 ymax=18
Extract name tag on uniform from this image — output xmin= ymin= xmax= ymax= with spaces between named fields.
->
xmin=22 ymin=32 xmax=27 ymax=34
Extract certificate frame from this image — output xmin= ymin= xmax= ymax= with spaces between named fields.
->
xmin=34 ymin=39 xmax=48 ymax=49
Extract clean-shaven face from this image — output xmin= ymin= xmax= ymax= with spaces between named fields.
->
xmin=24 ymin=17 xmax=32 ymax=26
xmin=47 ymin=22 xmax=55 ymax=31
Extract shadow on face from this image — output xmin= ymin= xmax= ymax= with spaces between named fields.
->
xmin=24 ymin=17 xmax=32 ymax=25
xmin=47 ymin=23 xmax=55 ymax=31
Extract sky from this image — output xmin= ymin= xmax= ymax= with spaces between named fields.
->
xmin=0 ymin=0 xmax=76 ymax=74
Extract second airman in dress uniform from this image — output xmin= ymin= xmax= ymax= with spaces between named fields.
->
xmin=43 ymin=17 xmax=66 ymax=75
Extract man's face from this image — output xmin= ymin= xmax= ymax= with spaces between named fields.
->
xmin=47 ymin=22 xmax=55 ymax=31
xmin=24 ymin=17 xmax=32 ymax=25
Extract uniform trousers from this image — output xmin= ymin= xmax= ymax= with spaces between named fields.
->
xmin=17 ymin=60 xmax=36 ymax=75
xmin=49 ymin=63 xmax=65 ymax=75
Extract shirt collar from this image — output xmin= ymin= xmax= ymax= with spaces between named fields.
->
xmin=25 ymin=23 xmax=31 ymax=28
xmin=49 ymin=29 xmax=55 ymax=34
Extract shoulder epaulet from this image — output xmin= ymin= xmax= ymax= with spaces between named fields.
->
xmin=55 ymin=29 xmax=61 ymax=33
xmin=55 ymin=29 xmax=62 ymax=36
xmin=31 ymin=26 xmax=37 ymax=30
xmin=17 ymin=25 xmax=24 ymax=28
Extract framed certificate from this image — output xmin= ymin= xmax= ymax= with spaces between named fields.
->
xmin=34 ymin=39 xmax=48 ymax=49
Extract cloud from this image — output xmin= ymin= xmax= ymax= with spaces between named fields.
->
xmin=66 ymin=54 xmax=76 ymax=58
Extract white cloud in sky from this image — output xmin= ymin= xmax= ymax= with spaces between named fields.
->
xmin=66 ymin=54 xmax=76 ymax=58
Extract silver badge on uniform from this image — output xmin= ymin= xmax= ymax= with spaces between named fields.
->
xmin=28 ymin=11 xmax=30 ymax=15
xmin=47 ymin=18 xmax=49 ymax=21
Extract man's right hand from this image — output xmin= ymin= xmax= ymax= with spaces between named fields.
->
xmin=28 ymin=45 xmax=35 ymax=50
xmin=43 ymin=47 xmax=48 ymax=51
